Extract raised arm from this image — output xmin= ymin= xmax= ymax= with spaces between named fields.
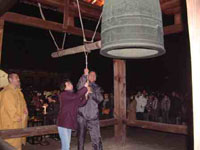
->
xmin=77 ymin=75 xmax=87 ymax=90
xmin=89 ymin=86 xmax=103 ymax=104
xmin=74 ymin=87 xmax=88 ymax=99
xmin=77 ymin=68 xmax=89 ymax=90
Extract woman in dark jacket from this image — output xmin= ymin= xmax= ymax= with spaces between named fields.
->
xmin=57 ymin=79 xmax=90 ymax=150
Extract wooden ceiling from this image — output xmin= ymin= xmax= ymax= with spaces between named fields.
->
xmin=20 ymin=0 xmax=182 ymax=20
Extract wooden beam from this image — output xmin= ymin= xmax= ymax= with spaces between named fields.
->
xmin=0 ymin=19 xmax=4 ymax=65
xmin=164 ymin=6 xmax=182 ymax=15
xmin=160 ymin=0 xmax=181 ymax=11
xmin=164 ymin=24 xmax=183 ymax=35
xmin=2 ymin=12 xmax=100 ymax=40
xmin=51 ymin=40 xmax=101 ymax=58
xmin=63 ymin=0 xmax=73 ymax=28
xmin=0 ymin=138 xmax=15 ymax=150
xmin=126 ymin=120 xmax=188 ymax=135
xmin=21 ymin=0 xmax=183 ymax=21
xmin=0 ymin=0 xmax=17 ymax=16
xmin=186 ymin=0 xmax=200 ymax=149
xmin=174 ymin=13 xmax=182 ymax=25
xmin=0 ymin=119 xmax=117 ymax=139
xmin=100 ymin=118 xmax=118 ymax=127
xmin=0 ymin=125 xmax=58 ymax=139
xmin=113 ymin=60 xmax=126 ymax=143
xmin=71 ymin=0 xmax=101 ymax=20
xmin=21 ymin=0 xmax=102 ymax=20
xmin=51 ymin=24 xmax=183 ymax=57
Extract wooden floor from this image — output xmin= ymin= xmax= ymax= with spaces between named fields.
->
xmin=23 ymin=127 xmax=188 ymax=150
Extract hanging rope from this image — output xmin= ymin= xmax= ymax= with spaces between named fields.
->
xmin=76 ymin=0 xmax=102 ymax=69
xmin=38 ymin=3 xmax=67 ymax=51
xmin=62 ymin=32 xmax=67 ymax=50
xmin=83 ymin=47 xmax=89 ymax=69
xmin=91 ymin=12 xmax=103 ymax=42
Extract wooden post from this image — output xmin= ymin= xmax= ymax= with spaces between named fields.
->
xmin=113 ymin=60 xmax=126 ymax=143
xmin=186 ymin=0 xmax=200 ymax=149
xmin=63 ymin=0 xmax=74 ymax=28
xmin=0 ymin=19 xmax=4 ymax=65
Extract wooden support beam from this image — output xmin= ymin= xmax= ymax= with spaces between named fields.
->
xmin=71 ymin=0 xmax=101 ymax=20
xmin=126 ymin=120 xmax=188 ymax=135
xmin=0 ymin=19 xmax=4 ymax=65
xmin=164 ymin=6 xmax=182 ymax=15
xmin=100 ymin=118 xmax=118 ymax=127
xmin=113 ymin=60 xmax=126 ymax=142
xmin=186 ymin=0 xmax=200 ymax=149
xmin=0 ymin=138 xmax=15 ymax=150
xmin=0 ymin=125 xmax=58 ymax=139
xmin=2 ymin=12 xmax=100 ymax=40
xmin=63 ymin=0 xmax=74 ymax=28
xmin=164 ymin=24 xmax=183 ymax=35
xmin=51 ymin=40 xmax=101 ymax=58
xmin=0 ymin=119 xmax=117 ymax=139
xmin=21 ymin=0 xmax=102 ymax=20
xmin=174 ymin=13 xmax=182 ymax=25
xmin=0 ymin=0 xmax=17 ymax=16
xmin=160 ymin=0 xmax=182 ymax=15
xmin=51 ymin=24 xmax=183 ymax=57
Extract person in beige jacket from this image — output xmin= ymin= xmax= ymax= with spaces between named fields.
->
xmin=0 ymin=73 xmax=28 ymax=150
xmin=127 ymin=95 xmax=137 ymax=122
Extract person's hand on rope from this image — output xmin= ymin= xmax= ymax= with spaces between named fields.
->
xmin=84 ymin=68 xmax=89 ymax=76
xmin=87 ymin=86 xmax=93 ymax=94
xmin=84 ymin=81 xmax=89 ymax=88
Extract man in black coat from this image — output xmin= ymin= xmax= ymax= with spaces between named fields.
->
xmin=77 ymin=68 xmax=104 ymax=150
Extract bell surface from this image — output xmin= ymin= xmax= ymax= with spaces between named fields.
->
xmin=100 ymin=0 xmax=165 ymax=59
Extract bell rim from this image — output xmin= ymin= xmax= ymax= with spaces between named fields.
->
xmin=100 ymin=44 xmax=165 ymax=59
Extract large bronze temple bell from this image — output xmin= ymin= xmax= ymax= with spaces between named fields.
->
xmin=100 ymin=0 xmax=165 ymax=59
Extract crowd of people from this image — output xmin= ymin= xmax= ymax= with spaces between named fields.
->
xmin=128 ymin=90 xmax=189 ymax=125
xmin=24 ymin=88 xmax=189 ymax=127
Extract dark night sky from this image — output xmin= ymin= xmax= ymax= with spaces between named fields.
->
xmin=0 ymin=3 xmax=192 ymax=93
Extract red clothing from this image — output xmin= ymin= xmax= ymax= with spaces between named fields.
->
xmin=57 ymin=87 xmax=87 ymax=130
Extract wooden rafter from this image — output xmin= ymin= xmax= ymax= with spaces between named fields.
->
xmin=160 ymin=0 xmax=182 ymax=15
xmin=63 ymin=0 xmax=71 ymax=28
xmin=20 ymin=0 xmax=102 ymax=20
xmin=20 ymin=0 xmax=183 ymax=20
xmin=2 ymin=12 xmax=100 ymax=40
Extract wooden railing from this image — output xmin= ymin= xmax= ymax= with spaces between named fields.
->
xmin=0 ymin=118 xmax=118 ymax=140
xmin=125 ymin=119 xmax=188 ymax=135
xmin=0 ymin=118 xmax=188 ymax=150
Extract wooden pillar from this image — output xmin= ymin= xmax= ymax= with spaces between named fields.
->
xmin=63 ymin=0 xmax=74 ymax=28
xmin=186 ymin=0 xmax=200 ymax=149
xmin=113 ymin=59 xmax=126 ymax=142
xmin=0 ymin=19 xmax=4 ymax=65
xmin=174 ymin=13 xmax=182 ymax=24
